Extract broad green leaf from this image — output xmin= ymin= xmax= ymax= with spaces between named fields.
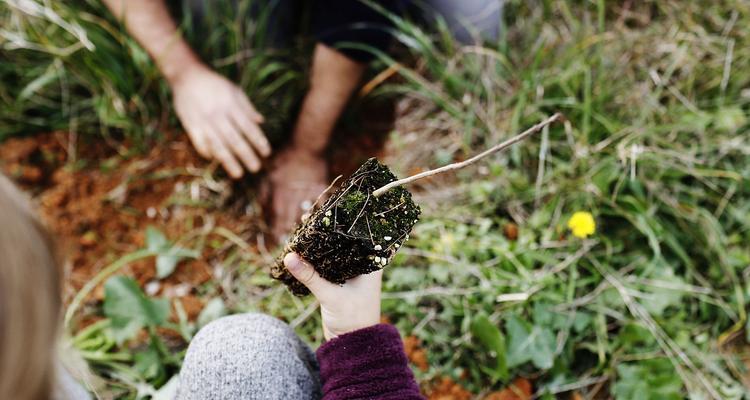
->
xmin=134 ymin=346 xmax=165 ymax=381
xmin=613 ymin=359 xmax=683 ymax=400
xmin=197 ymin=298 xmax=228 ymax=329
xmin=103 ymin=276 xmax=169 ymax=345
xmin=533 ymin=302 xmax=568 ymax=330
xmin=506 ymin=315 xmax=556 ymax=370
xmin=572 ymin=311 xmax=593 ymax=333
xmin=145 ymin=226 xmax=199 ymax=279
xmin=155 ymin=247 xmax=200 ymax=279
xmin=640 ymin=266 xmax=685 ymax=316
xmin=617 ymin=323 xmax=655 ymax=348
xmin=470 ymin=313 xmax=508 ymax=381
xmin=145 ymin=226 xmax=169 ymax=251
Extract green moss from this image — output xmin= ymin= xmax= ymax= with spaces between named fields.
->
xmin=340 ymin=190 xmax=367 ymax=213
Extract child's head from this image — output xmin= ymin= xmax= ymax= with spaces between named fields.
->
xmin=0 ymin=175 xmax=61 ymax=400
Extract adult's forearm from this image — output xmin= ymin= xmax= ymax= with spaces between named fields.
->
xmin=102 ymin=0 xmax=201 ymax=83
xmin=291 ymin=44 xmax=366 ymax=155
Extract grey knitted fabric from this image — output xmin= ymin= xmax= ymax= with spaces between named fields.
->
xmin=176 ymin=313 xmax=321 ymax=400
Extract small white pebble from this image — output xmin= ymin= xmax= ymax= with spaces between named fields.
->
xmin=380 ymin=257 xmax=387 ymax=266
xmin=374 ymin=244 xmax=382 ymax=250
xmin=146 ymin=207 xmax=157 ymax=218
xmin=368 ymin=255 xmax=375 ymax=260
xmin=405 ymin=234 xmax=410 ymax=240
xmin=374 ymin=256 xmax=382 ymax=263
xmin=190 ymin=182 xmax=200 ymax=201
xmin=394 ymin=243 xmax=400 ymax=248
xmin=144 ymin=281 xmax=161 ymax=296
xmin=384 ymin=236 xmax=392 ymax=241
xmin=325 ymin=210 xmax=332 ymax=216
xmin=322 ymin=217 xmax=331 ymax=226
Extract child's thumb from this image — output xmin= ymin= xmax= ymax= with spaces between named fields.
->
xmin=283 ymin=253 xmax=329 ymax=297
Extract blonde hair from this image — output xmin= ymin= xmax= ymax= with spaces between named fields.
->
xmin=0 ymin=174 xmax=61 ymax=400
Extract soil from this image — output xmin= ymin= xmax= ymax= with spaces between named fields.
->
xmin=484 ymin=378 xmax=532 ymax=400
xmin=0 ymin=131 xmax=261 ymax=313
xmin=426 ymin=377 xmax=472 ymax=400
xmin=272 ymin=158 xmax=421 ymax=295
xmin=404 ymin=335 xmax=429 ymax=372
xmin=425 ymin=376 xmax=533 ymax=400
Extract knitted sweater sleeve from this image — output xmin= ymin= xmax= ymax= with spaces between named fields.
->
xmin=316 ymin=324 xmax=424 ymax=399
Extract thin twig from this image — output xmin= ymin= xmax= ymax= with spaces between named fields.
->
xmin=372 ymin=113 xmax=563 ymax=197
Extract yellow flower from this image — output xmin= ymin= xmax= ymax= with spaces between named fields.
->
xmin=567 ymin=211 xmax=596 ymax=238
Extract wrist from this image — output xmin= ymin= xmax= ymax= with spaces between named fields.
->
xmin=324 ymin=321 xmax=379 ymax=341
xmin=163 ymin=55 xmax=205 ymax=87
xmin=286 ymin=141 xmax=327 ymax=159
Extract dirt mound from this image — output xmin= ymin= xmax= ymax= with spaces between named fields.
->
xmin=0 ymin=132 xmax=261 ymax=314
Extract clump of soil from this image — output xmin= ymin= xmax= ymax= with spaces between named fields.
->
xmin=404 ymin=335 xmax=429 ymax=372
xmin=485 ymin=377 xmax=533 ymax=400
xmin=272 ymin=158 xmax=421 ymax=295
xmin=426 ymin=377 xmax=472 ymax=400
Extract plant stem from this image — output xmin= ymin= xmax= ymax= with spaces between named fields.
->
xmin=372 ymin=113 xmax=563 ymax=197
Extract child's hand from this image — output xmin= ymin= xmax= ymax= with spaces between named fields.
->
xmin=283 ymin=253 xmax=382 ymax=340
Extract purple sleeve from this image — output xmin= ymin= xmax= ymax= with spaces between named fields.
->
xmin=316 ymin=324 xmax=424 ymax=400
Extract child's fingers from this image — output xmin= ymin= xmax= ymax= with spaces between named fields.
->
xmin=283 ymin=253 xmax=336 ymax=298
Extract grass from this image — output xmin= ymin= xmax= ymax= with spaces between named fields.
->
xmin=2 ymin=0 xmax=750 ymax=399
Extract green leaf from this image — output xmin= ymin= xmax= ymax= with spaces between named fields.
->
xmin=18 ymin=62 xmax=62 ymax=101
xmin=145 ymin=226 xmax=199 ymax=279
xmin=470 ymin=313 xmax=508 ymax=381
xmin=134 ymin=346 xmax=165 ymax=381
xmin=617 ymin=323 xmax=655 ymax=348
xmin=103 ymin=276 xmax=170 ymax=345
xmin=506 ymin=315 xmax=556 ymax=370
xmin=156 ymin=247 xmax=200 ymax=279
xmin=197 ymin=297 xmax=228 ymax=329
xmin=145 ymin=226 xmax=169 ymax=251
xmin=713 ymin=107 xmax=747 ymax=132
xmin=640 ymin=266 xmax=685 ymax=316
xmin=613 ymin=359 xmax=683 ymax=399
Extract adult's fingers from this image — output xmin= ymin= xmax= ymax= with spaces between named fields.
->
xmin=234 ymin=89 xmax=265 ymax=123
xmin=283 ymin=253 xmax=336 ymax=299
xmin=229 ymin=105 xmax=271 ymax=158
xmin=216 ymin=119 xmax=261 ymax=173
xmin=183 ymin=120 xmax=212 ymax=159
xmin=206 ymin=131 xmax=243 ymax=179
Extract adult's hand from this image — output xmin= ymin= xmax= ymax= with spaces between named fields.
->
xmin=283 ymin=253 xmax=382 ymax=340
xmin=171 ymin=64 xmax=271 ymax=178
xmin=267 ymin=147 xmax=328 ymax=242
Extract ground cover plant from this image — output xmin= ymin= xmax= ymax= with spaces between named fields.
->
xmin=1 ymin=0 xmax=750 ymax=399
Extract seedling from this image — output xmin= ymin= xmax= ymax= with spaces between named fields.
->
xmin=272 ymin=113 xmax=562 ymax=295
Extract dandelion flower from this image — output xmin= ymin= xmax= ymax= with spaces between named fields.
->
xmin=567 ymin=211 xmax=596 ymax=238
